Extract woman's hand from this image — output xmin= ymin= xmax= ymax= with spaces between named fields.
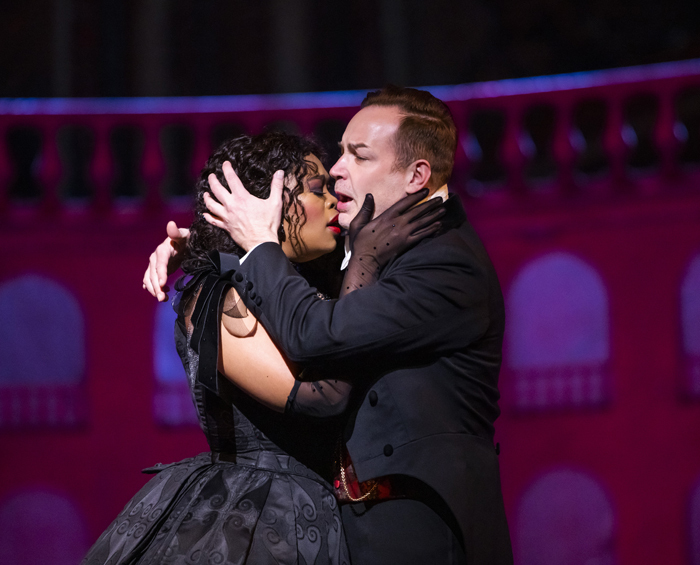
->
xmin=341 ymin=189 xmax=445 ymax=297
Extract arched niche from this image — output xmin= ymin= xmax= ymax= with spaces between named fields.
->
xmin=0 ymin=274 xmax=87 ymax=427
xmin=681 ymin=253 xmax=700 ymax=397
xmin=506 ymin=252 xmax=611 ymax=411
xmin=516 ymin=468 xmax=615 ymax=565
xmin=153 ymin=300 xmax=197 ymax=426
xmin=0 ymin=488 xmax=89 ymax=564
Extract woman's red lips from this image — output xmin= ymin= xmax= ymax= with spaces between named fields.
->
xmin=328 ymin=214 xmax=341 ymax=235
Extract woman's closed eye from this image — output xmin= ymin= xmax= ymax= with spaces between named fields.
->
xmin=308 ymin=179 xmax=328 ymax=197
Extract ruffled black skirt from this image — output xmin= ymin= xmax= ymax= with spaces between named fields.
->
xmin=81 ymin=451 xmax=349 ymax=565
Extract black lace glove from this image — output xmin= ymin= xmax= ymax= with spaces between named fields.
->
xmin=340 ymin=188 xmax=445 ymax=297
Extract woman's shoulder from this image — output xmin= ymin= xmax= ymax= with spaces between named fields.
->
xmin=221 ymin=287 xmax=258 ymax=338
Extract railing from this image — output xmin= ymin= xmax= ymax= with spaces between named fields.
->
xmin=1 ymin=59 xmax=699 ymax=220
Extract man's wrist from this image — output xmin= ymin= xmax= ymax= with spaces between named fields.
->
xmin=239 ymin=238 xmax=279 ymax=264
xmin=243 ymin=235 xmax=278 ymax=251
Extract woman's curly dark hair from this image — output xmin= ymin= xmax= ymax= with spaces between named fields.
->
xmin=182 ymin=131 xmax=325 ymax=274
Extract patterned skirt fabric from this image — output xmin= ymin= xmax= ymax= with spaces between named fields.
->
xmin=81 ymin=451 xmax=349 ymax=565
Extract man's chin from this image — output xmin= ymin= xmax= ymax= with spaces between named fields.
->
xmin=338 ymin=212 xmax=352 ymax=231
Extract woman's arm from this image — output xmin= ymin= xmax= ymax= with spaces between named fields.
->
xmin=217 ymin=287 xmax=351 ymax=416
xmin=217 ymin=287 xmax=299 ymax=412
xmin=215 ymin=193 xmax=444 ymax=411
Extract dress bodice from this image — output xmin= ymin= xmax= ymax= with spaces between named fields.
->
xmin=174 ymin=287 xmax=341 ymax=480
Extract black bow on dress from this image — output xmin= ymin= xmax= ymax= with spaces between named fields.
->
xmin=175 ymin=250 xmax=241 ymax=396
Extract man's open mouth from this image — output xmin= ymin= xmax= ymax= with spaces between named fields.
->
xmin=335 ymin=192 xmax=353 ymax=212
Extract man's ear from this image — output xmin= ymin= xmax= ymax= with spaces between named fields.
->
xmin=405 ymin=159 xmax=432 ymax=194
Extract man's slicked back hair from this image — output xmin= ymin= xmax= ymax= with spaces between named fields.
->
xmin=361 ymin=85 xmax=457 ymax=188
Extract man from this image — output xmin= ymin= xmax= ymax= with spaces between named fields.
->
xmin=145 ymin=86 xmax=512 ymax=564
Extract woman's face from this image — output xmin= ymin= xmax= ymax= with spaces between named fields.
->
xmin=281 ymin=154 xmax=340 ymax=262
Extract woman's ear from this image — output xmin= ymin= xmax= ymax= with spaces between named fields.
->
xmin=405 ymin=159 xmax=432 ymax=194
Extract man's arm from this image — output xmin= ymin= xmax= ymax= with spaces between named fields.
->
xmin=236 ymin=239 xmax=489 ymax=376
xmin=198 ymin=164 xmax=481 ymax=374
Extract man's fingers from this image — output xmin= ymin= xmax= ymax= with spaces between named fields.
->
xmin=143 ymin=267 xmax=156 ymax=298
xmin=203 ymin=212 xmax=225 ymax=230
xmin=203 ymin=192 xmax=227 ymax=218
xmin=166 ymin=220 xmax=187 ymax=242
xmin=269 ymin=170 xmax=285 ymax=202
xmin=221 ymin=161 xmax=249 ymax=199
xmin=147 ymin=253 xmax=166 ymax=300
xmin=207 ymin=173 xmax=235 ymax=208
xmin=154 ymin=239 xmax=175 ymax=286
xmin=155 ymin=251 xmax=170 ymax=288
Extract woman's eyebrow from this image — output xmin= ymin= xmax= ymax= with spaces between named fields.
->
xmin=307 ymin=174 xmax=330 ymax=187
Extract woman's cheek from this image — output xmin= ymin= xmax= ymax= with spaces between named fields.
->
xmin=303 ymin=195 xmax=324 ymax=222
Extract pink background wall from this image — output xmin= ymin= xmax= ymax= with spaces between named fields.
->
xmin=1 ymin=61 xmax=700 ymax=563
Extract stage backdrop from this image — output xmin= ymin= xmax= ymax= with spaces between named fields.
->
xmin=1 ymin=60 xmax=700 ymax=564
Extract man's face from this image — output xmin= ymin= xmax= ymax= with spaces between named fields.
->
xmin=330 ymin=105 xmax=410 ymax=229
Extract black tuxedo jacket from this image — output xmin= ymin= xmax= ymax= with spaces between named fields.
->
xmin=234 ymin=195 xmax=513 ymax=563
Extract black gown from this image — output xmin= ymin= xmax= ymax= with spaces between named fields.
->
xmin=82 ymin=256 xmax=351 ymax=565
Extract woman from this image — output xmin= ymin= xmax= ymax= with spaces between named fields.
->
xmin=82 ymin=131 xmax=443 ymax=565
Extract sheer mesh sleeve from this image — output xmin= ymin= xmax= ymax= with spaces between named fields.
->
xmin=285 ymin=378 xmax=352 ymax=418
xmin=283 ymin=294 xmax=353 ymax=417
xmin=220 ymin=287 xmax=257 ymax=337
xmin=176 ymin=286 xmax=200 ymax=333
xmin=339 ymin=252 xmax=381 ymax=298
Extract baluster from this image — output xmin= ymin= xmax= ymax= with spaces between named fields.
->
xmin=190 ymin=118 xmax=213 ymax=181
xmin=0 ymin=119 xmax=11 ymax=215
xmin=552 ymin=100 xmax=577 ymax=195
xmin=90 ymin=120 xmax=113 ymax=213
xmin=38 ymin=120 xmax=62 ymax=216
xmin=603 ymin=97 xmax=630 ymax=191
xmin=142 ymin=119 xmax=166 ymax=210
xmin=501 ymin=104 xmax=527 ymax=195
xmin=655 ymin=88 xmax=680 ymax=181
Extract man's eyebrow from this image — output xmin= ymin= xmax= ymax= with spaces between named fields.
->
xmin=338 ymin=142 xmax=369 ymax=153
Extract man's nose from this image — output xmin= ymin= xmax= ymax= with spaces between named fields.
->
xmin=329 ymin=156 xmax=345 ymax=179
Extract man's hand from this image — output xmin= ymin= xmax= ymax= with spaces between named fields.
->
xmin=142 ymin=221 xmax=190 ymax=302
xmin=203 ymin=162 xmax=285 ymax=251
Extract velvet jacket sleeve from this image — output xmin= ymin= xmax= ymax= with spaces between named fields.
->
xmin=235 ymin=237 xmax=490 ymax=376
